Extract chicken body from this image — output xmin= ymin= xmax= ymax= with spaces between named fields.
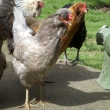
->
xmin=0 ymin=16 xmax=8 ymax=79
xmin=12 ymin=6 xmax=71 ymax=109
xmin=63 ymin=3 xmax=87 ymax=65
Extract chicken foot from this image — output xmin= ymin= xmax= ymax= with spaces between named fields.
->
xmin=18 ymin=89 xmax=37 ymax=110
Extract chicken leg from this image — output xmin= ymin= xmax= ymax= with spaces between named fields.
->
xmin=31 ymin=83 xmax=44 ymax=107
xmin=18 ymin=89 xmax=37 ymax=110
xmin=64 ymin=50 xmax=71 ymax=65
xmin=71 ymin=49 xmax=80 ymax=66
xmin=64 ymin=49 xmax=80 ymax=65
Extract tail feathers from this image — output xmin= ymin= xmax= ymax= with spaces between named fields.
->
xmin=13 ymin=6 xmax=33 ymax=37
xmin=13 ymin=6 xmax=32 ymax=33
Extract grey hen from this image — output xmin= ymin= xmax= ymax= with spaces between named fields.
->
xmin=12 ymin=6 xmax=72 ymax=110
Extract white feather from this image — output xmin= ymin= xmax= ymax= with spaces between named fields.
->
xmin=12 ymin=6 xmax=33 ymax=43
xmin=0 ymin=0 xmax=3 ymax=4
xmin=14 ymin=0 xmax=43 ymax=17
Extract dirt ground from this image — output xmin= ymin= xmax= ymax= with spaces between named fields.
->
xmin=0 ymin=44 xmax=110 ymax=110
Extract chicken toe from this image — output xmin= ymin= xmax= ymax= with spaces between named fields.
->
xmin=17 ymin=89 xmax=37 ymax=110
xmin=32 ymin=99 xmax=45 ymax=107
xmin=31 ymin=83 xmax=45 ymax=107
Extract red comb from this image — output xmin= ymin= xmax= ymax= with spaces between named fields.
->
xmin=84 ymin=4 xmax=86 ymax=8
xmin=38 ymin=2 xmax=44 ymax=7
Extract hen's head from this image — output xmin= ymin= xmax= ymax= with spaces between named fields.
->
xmin=53 ymin=8 xmax=73 ymax=38
xmin=15 ymin=0 xmax=44 ymax=17
xmin=69 ymin=3 xmax=88 ymax=23
xmin=70 ymin=3 xmax=88 ymax=14
xmin=37 ymin=0 xmax=44 ymax=8
xmin=54 ymin=8 xmax=72 ymax=25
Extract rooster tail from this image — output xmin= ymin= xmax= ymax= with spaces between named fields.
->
xmin=12 ymin=6 xmax=33 ymax=41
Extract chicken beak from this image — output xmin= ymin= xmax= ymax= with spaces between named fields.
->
xmin=63 ymin=20 xmax=72 ymax=26
xmin=82 ymin=4 xmax=88 ymax=14
xmin=84 ymin=9 xmax=88 ymax=13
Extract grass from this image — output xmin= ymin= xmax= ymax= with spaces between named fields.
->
xmin=37 ymin=0 xmax=110 ymax=69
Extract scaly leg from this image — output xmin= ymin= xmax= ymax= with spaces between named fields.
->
xmin=18 ymin=89 xmax=37 ymax=110
xmin=64 ymin=49 xmax=81 ymax=66
xmin=72 ymin=49 xmax=80 ymax=66
xmin=64 ymin=50 xmax=70 ymax=65
xmin=32 ymin=83 xmax=45 ymax=107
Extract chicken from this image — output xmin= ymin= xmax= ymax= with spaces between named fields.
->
xmin=14 ymin=0 xmax=44 ymax=17
xmin=0 ymin=16 xmax=8 ymax=79
xmin=60 ymin=3 xmax=87 ymax=55
xmin=0 ymin=0 xmax=44 ymax=55
xmin=12 ymin=6 xmax=72 ymax=110
xmin=63 ymin=3 xmax=87 ymax=65
xmin=24 ymin=3 xmax=88 ymax=63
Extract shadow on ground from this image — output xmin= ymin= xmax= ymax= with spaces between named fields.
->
xmin=0 ymin=61 xmax=110 ymax=110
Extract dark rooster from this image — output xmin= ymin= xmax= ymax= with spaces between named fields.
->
xmin=62 ymin=3 xmax=87 ymax=65
xmin=12 ymin=6 xmax=72 ymax=110
xmin=0 ymin=16 xmax=8 ymax=79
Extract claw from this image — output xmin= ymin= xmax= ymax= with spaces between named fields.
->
xmin=17 ymin=89 xmax=37 ymax=110
xmin=71 ymin=60 xmax=79 ymax=66
xmin=18 ymin=103 xmax=37 ymax=110
xmin=31 ymin=100 xmax=45 ymax=107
